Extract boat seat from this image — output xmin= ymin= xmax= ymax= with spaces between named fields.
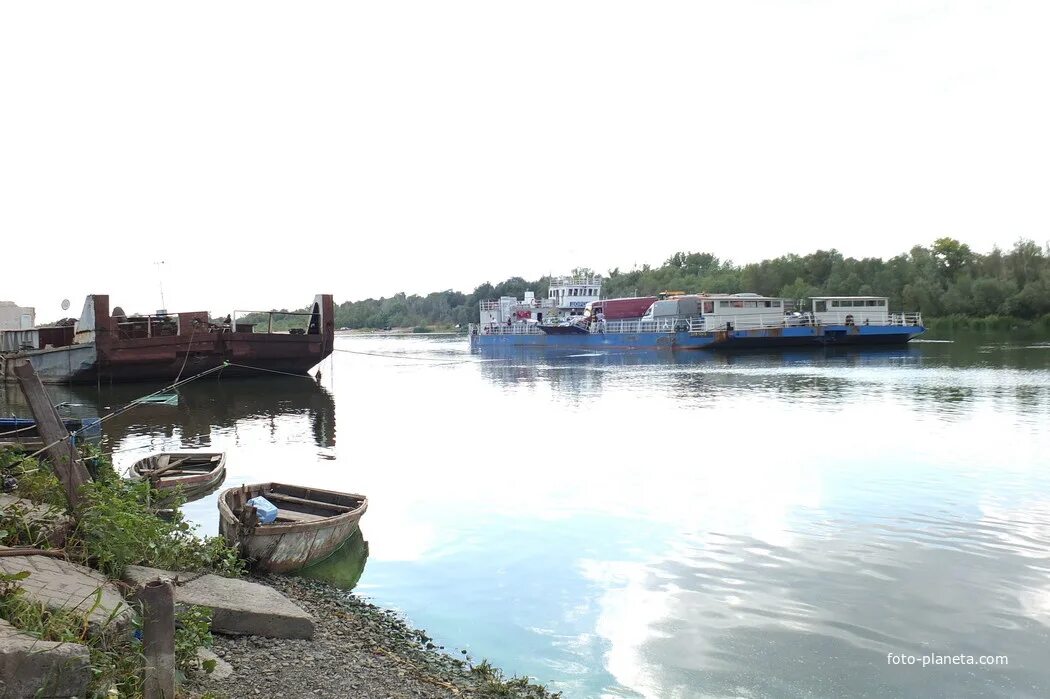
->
xmin=273 ymin=510 xmax=328 ymax=523
xmin=263 ymin=492 xmax=356 ymax=513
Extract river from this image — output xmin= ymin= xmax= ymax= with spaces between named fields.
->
xmin=3 ymin=332 xmax=1049 ymax=698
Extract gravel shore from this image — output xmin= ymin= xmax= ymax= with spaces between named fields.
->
xmin=185 ymin=575 xmax=558 ymax=699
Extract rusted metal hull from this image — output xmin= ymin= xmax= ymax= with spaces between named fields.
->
xmin=1 ymin=294 xmax=335 ymax=384
xmin=218 ymin=483 xmax=367 ymax=574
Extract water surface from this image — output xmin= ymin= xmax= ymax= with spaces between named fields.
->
xmin=3 ymin=333 xmax=1049 ymax=698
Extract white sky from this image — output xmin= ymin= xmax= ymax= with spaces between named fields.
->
xmin=2 ymin=1 xmax=1048 ymax=321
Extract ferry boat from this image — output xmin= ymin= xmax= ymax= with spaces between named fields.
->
xmin=468 ymin=276 xmax=924 ymax=350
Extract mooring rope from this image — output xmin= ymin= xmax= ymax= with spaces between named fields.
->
xmin=332 ymin=347 xmax=463 ymax=361
xmin=16 ymin=351 xmax=495 ymax=459
xmin=172 ymin=322 xmax=199 ymax=384
xmin=223 ymin=362 xmax=316 ymax=379
xmin=331 ymin=347 xmax=501 ymax=366
xmin=26 ymin=363 xmax=231 ymax=459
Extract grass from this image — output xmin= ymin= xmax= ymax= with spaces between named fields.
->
xmin=0 ymin=576 xmax=216 ymax=697
xmin=469 ymin=659 xmax=562 ymax=698
xmin=2 ymin=447 xmax=243 ymax=579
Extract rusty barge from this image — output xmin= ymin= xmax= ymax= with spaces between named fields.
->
xmin=0 ymin=294 xmax=334 ymax=384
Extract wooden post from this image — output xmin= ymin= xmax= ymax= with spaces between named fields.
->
xmin=141 ymin=578 xmax=176 ymax=699
xmin=11 ymin=359 xmax=90 ymax=508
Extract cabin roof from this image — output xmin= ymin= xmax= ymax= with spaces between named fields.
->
xmin=810 ymin=295 xmax=888 ymax=300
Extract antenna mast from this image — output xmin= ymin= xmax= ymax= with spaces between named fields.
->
xmin=154 ymin=260 xmax=167 ymax=311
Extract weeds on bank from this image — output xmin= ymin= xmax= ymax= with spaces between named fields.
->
xmin=0 ymin=571 xmax=215 ymax=696
xmin=72 ymin=477 xmax=243 ymax=578
xmin=1 ymin=449 xmax=243 ymax=579
xmin=0 ymin=450 xmax=236 ymax=695
xmin=467 ymin=659 xmax=562 ymax=698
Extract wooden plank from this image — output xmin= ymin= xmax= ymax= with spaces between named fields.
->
xmin=275 ymin=510 xmax=328 ymax=523
xmin=11 ymin=359 xmax=90 ymax=509
xmin=263 ymin=491 xmax=354 ymax=513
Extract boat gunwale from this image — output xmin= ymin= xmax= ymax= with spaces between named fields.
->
xmin=130 ymin=452 xmax=227 ymax=490
xmin=218 ymin=482 xmax=368 ymax=536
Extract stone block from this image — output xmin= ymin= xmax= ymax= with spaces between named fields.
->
xmin=0 ymin=553 xmax=132 ymax=635
xmin=123 ymin=566 xmax=314 ymax=639
xmin=0 ymin=619 xmax=90 ymax=698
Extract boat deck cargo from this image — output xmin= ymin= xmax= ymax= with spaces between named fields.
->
xmin=0 ymin=294 xmax=334 ymax=384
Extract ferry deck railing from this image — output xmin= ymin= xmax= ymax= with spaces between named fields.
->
xmin=594 ymin=312 xmax=923 ymax=334
xmin=472 ymin=312 xmax=923 ymax=336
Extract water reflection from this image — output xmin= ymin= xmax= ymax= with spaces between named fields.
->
xmin=298 ymin=528 xmax=370 ymax=590
xmin=0 ymin=376 xmax=336 ymax=451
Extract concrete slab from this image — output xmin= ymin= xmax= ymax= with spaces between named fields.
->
xmin=0 ymin=552 xmax=133 ymax=635
xmin=0 ymin=619 xmax=90 ymax=698
xmin=123 ymin=566 xmax=314 ymax=639
xmin=0 ymin=493 xmax=72 ymax=547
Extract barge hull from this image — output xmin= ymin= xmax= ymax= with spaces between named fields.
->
xmin=1 ymin=295 xmax=335 ymax=384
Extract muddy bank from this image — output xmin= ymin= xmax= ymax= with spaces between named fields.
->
xmin=186 ymin=574 xmax=558 ymax=699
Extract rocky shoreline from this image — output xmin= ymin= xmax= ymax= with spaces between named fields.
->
xmin=186 ymin=574 xmax=558 ymax=699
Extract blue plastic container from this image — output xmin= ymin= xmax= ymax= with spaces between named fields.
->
xmin=247 ymin=496 xmax=278 ymax=524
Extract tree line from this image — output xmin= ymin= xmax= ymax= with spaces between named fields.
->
xmin=253 ymin=238 xmax=1050 ymax=330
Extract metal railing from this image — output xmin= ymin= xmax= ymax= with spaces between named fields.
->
xmin=471 ymin=311 xmax=923 ymax=337
xmin=114 ymin=314 xmax=178 ymax=340
xmin=472 ymin=323 xmax=545 ymax=336
xmin=232 ymin=310 xmax=318 ymax=334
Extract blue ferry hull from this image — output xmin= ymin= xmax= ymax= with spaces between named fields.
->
xmin=471 ymin=324 xmax=924 ymax=350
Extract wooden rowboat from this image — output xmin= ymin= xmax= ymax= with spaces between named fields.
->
xmin=217 ymin=483 xmax=368 ymax=573
xmin=131 ymin=452 xmax=227 ymax=503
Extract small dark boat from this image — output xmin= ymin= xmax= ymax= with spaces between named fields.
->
xmin=131 ymin=452 xmax=227 ymax=503
xmin=538 ymin=323 xmax=590 ymax=335
xmin=218 ymin=483 xmax=368 ymax=573
xmin=0 ymin=417 xmax=101 ymax=451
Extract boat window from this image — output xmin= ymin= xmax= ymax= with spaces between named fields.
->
xmin=878 ymin=299 xmax=886 ymax=306
xmin=832 ymin=300 xmax=840 ymax=308
xmin=703 ymin=301 xmax=714 ymax=313
xmin=815 ymin=300 xmax=827 ymax=312
xmin=772 ymin=300 xmax=781 ymax=308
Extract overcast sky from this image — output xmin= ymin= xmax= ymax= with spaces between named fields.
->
xmin=2 ymin=1 xmax=1047 ymax=321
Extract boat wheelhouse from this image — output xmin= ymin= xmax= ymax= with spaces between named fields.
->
xmin=478 ymin=275 xmax=602 ymax=331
